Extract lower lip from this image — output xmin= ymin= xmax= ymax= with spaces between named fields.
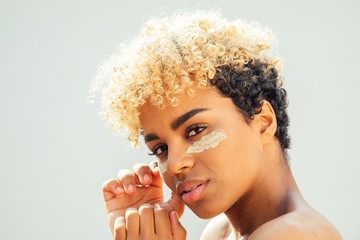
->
xmin=181 ymin=181 xmax=209 ymax=204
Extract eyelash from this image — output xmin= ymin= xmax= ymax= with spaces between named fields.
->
xmin=148 ymin=124 xmax=207 ymax=157
xmin=148 ymin=144 xmax=168 ymax=156
xmin=185 ymin=124 xmax=207 ymax=139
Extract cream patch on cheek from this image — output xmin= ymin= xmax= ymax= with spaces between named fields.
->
xmin=158 ymin=161 xmax=167 ymax=175
xmin=186 ymin=129 xmax=227 ymax=153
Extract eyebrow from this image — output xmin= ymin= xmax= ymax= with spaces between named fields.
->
xmin=171 ymin=108 xmax=210 ymax=131
xmin=143 ymin=108 xmax=210 ymax=143
xmin=144 ymin=133 xmax=160 ymax=143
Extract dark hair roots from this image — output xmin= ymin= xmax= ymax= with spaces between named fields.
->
xmin=210 ymin=60 xmax=291 ymax=154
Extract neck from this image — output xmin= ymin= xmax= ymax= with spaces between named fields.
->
xmin=224 ymin=141 xmax=304 ymax=237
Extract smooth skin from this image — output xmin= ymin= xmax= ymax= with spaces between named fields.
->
xmin=102 ymin=87 xmax=342 ymax=239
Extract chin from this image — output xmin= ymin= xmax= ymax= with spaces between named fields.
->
xmin=188 ymin=203 xmax=222 ymax=219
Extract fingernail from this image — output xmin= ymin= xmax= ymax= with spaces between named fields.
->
xmin=143 ymin=174 xmax=150 ymax=182
xmin=126 ymin=208 xmax=137 ymax=214
xmin=115 ymin=187 xmax=123 ymax=194
xmin=127 ymin=184 xmax=134 ymax=193
xmin=152 ymin=162 xmax=159 ymax=170
xmin=140 ymin=204 xmax=151 ymax=208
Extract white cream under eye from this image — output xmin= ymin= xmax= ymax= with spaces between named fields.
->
xmin=186 ymin=129 xmax=227 ymax=153
xmin=155 ymin=129 xmax=227 ymax=174
xmin=158 ymin=160 xmax=167 ymax=175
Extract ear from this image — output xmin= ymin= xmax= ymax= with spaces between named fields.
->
xmin=255 ymin=100 xmax=277 ymax=144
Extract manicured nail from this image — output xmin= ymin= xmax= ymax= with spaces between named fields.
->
xmin=126 ymin=208 xmax=137 ymax=214
xmin=152 ymin=162 xmax=159 ymax=170
xmin=115 ymin=187 xmax=123 ymax=194
xmin=140 ymin=204 xmax=151 ymax=208
xmin=139 ymin=204 xmax=151 ymax=212
xmin=127 ymin=184 xmax=134 ymax=193
xmin=143 ymin=174 xmax=150 ymax=182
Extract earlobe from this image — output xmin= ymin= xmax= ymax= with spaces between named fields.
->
xmin=257 ymin=100 xmax=277 ymax=144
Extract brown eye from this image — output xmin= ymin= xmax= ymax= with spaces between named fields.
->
xmin=149 ymin=144 xmax=168 ymax=156
xmin=186 ymin=124 xmax=207 ymax=138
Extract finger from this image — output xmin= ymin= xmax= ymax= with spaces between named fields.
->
xmin=117 ymin=169 xmax=137 ymax=195
xmin=139 ymin=204 xmax=155 ymax=238
xmin=102 ymin=179 xmax=124 ymax=201
xmin=169 ymin=211 xmax=187 ymax=240
xmin=125 ymin=208 xmax=139 ymax=240
xmin=163 ymin=192 xmax=185 ymax=217
xmin=133 ymin=163 xmax=152 ymax=185
xmin=113 ymin=216 xmax=126 ymax=240
xmin=154 ymin=204 xmax=172 ymax=239
xmin=149 ymin=161 xmax=164 ymax=188
xmin=149 ymin=160 xmax=159 ymax=173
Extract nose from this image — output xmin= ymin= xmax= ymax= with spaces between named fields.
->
xmin=166 ymin=146 xmax=194 ymax=176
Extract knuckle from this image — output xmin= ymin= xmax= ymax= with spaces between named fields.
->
xmin=102 ymin=179 xmax=114 ymax=190
xmin=114 ymin=223 xmax=125 ymax=232
xmin=133 ymin=163 xmax=149 ymax=173
xmin=114 ymin=216 xmax=125 ymax=223
xmin=118 ymin=173 xmax=134 ymax=183
xmin=117 ymin=169 xmax=131 ymax=179
xmin=101 ymin=182 xmax=108 ymax=190
xmin=154 ymin=205 xmax=167 ymax=214
xmin=113 ymin=217 xmax=125 ymax=238
xmin=114 ymin=217 xmax=125 ymax=227
xmin=125 ymin=208 xmax=139 ymax=219
xmin=139 ymin=204 xmax=152 ymax=214
xmin=121 ymin=176 xmax=134 ymax=184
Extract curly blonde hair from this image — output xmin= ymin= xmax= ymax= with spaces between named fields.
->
xmin=91 ymin=10 xmax=285 ymax=147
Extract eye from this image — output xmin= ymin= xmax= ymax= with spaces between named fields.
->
xmin=148 ymin=144 xmax=168 ymax=157
xmin=186 ymin=124 xmax=207 ymax=139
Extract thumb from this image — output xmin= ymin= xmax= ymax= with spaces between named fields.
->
xmin=162 ymin=192 xmax=185 ymax=218
xmin=170 ymin=211 xmax=187 ymax=240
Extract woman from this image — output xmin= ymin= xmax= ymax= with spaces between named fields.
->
xmin=95 ymin=11 xmax=342 ymax=239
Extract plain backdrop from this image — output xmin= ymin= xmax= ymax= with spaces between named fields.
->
xmin=1 ymin=0 xmax=359 ymax=239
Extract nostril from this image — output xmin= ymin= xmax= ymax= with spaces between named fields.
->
xmin=179 ymin=165 xmax=188 ymax=171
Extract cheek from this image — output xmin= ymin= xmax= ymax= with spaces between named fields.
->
xmin=207 ymin=127 xmax=262 ymax=172
xmin=161 ymin=175 xmax=177 ymax=193
xmin=223 ymin=128 xmax=264 ymax=176
xmin=186 ymin=129 xmax=227 ymax=153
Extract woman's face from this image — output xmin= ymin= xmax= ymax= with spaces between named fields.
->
xmin=140 ymin=88 xmax=265 ymax=219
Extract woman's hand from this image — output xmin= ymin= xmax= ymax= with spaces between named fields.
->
xmin=102 ymin=161 xmax=185 ymax=237
xmin=114 ymin=204 xmax=186 ymax=240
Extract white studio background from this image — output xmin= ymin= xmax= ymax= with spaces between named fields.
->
xmin=1 ymin=0 xmax=359 ymax=239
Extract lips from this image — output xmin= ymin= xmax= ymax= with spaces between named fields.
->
xmin=176 ymin=179 xmax=209 ymax=204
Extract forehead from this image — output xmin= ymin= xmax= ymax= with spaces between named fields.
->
xmin=139 ymin=88 xmax=234 ymax=129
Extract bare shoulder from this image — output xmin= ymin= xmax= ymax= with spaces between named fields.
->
xmin=249 ymin=207 xmax=342 ymax=240
xmin=200 ymin=214 xmax=232 ymax=240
